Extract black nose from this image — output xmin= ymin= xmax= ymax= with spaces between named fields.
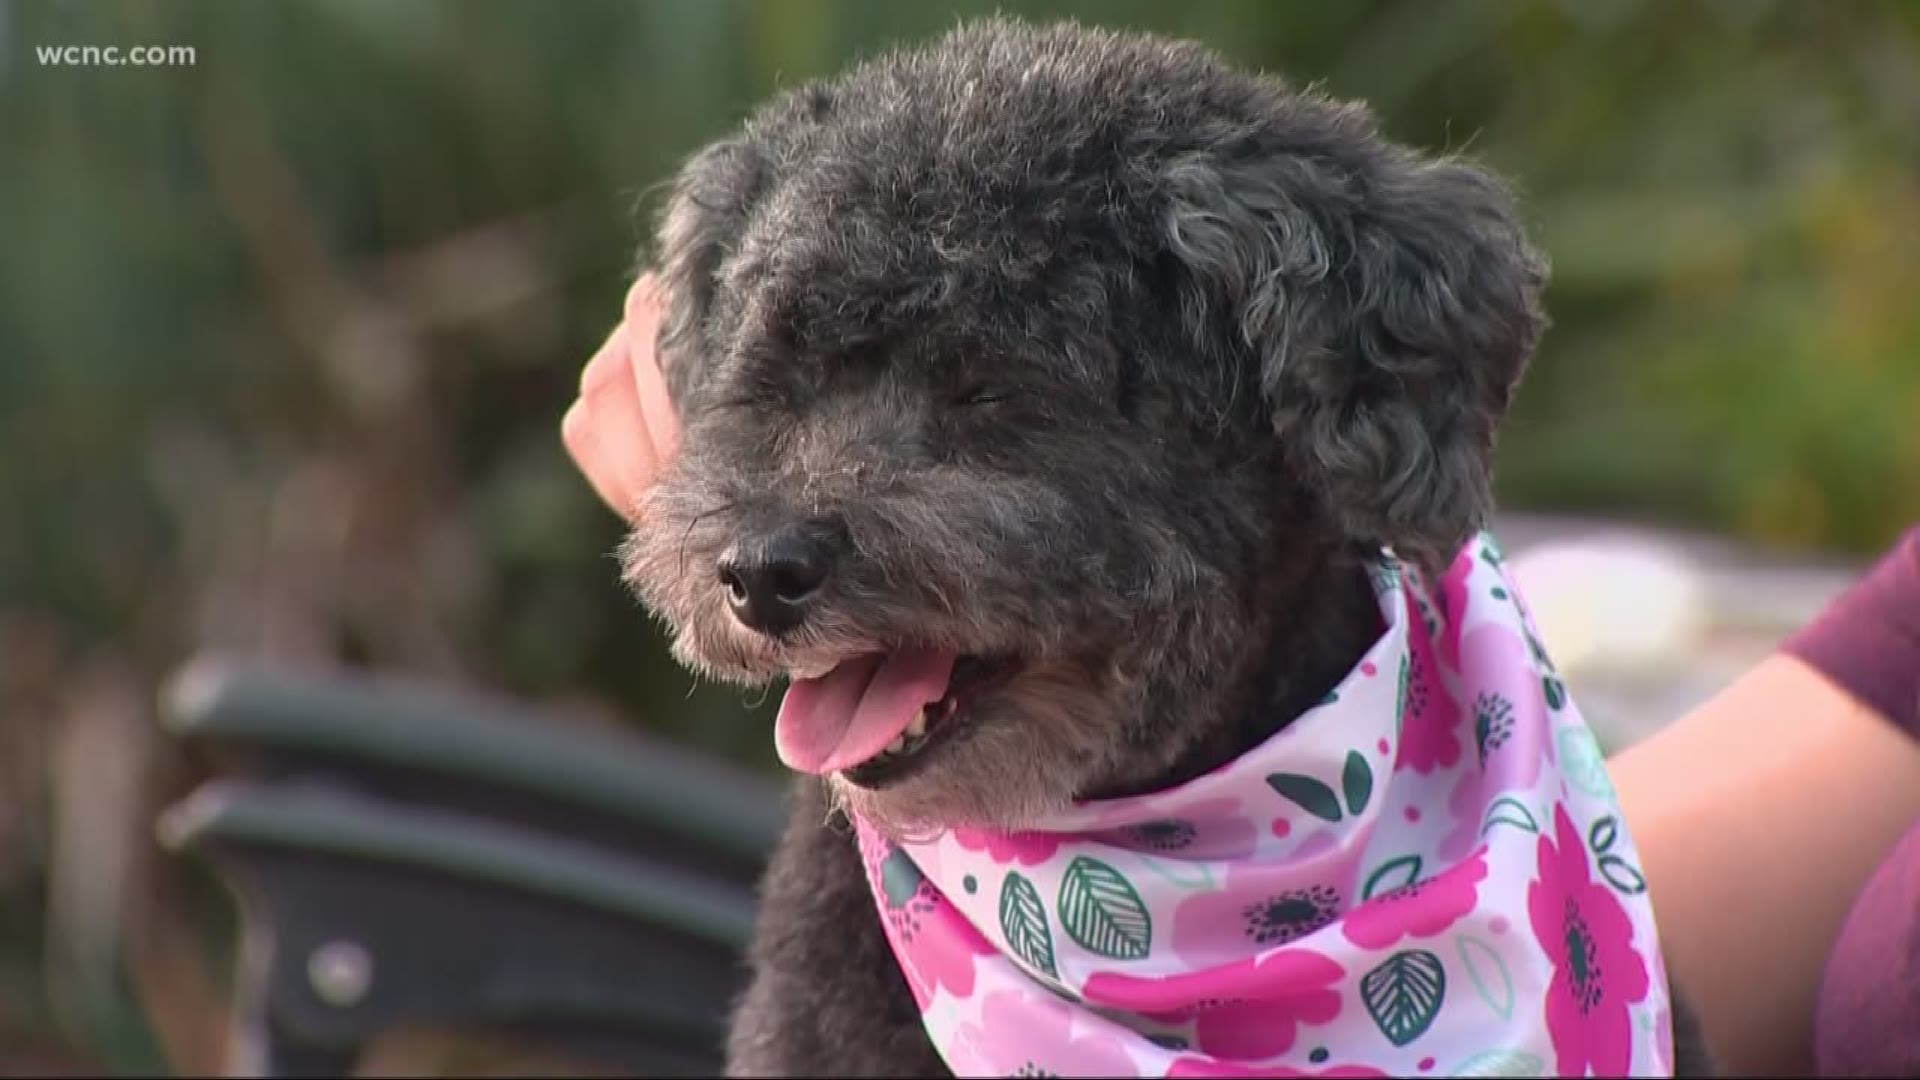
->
xmin=718 ymin=524 xmax=834 ymax=634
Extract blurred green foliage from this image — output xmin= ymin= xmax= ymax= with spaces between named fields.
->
xmin=3 ymin=0 xmax=1918 ymax=1071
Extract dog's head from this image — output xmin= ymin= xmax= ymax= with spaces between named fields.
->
xmin=624 ymin=20 xmax=1544 ymax=833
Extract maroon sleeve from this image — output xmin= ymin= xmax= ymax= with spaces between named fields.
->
xmin=1816 ymin=815 xmax=1920 ymax=1077
xmin=1781 ymin=526 xmax=1920 ymax=739
xmin=1794 ymin=527 xmax=1920 ymax=1077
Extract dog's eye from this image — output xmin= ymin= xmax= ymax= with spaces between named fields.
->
xmin=954 ymin=385 xmax=1007 ymax=409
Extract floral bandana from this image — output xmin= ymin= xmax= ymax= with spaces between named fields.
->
xmin=854 ymin=533 xmax=1675 ymax=1078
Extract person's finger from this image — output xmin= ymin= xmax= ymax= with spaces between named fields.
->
xmin=562 ymin=274 xmax=680 ymax=519
xmin=591 ymin=345 xmax=668 ymax=507
xmin=561 ymin=397 xmax=640 ymax=517
xmin=624 ymin=274 xmax=681 ymax=462
xmin=566 ymin=324 xmax=629 ymax=503
xmin=624 ymin=270 xmax=659 ymax=328
xmin=578 ymin=321 xmax=626 ymax=396
xmin=565 ymin=321 xmax=662 ymax=517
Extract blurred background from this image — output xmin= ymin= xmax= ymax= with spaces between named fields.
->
xmin=4 ymin=0 xmax=1918 ymax=1072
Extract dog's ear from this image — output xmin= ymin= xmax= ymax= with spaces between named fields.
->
xmin=652 ymin=137 xmax=769 ymax=405
xmin=1161 ymin=106 xmax=1546 ymax=570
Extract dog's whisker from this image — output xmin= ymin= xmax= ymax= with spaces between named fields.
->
xmin=676 ymin=499 xmax=734 ymax=581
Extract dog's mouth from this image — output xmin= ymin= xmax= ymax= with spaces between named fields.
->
xmin=774 ymin=648 xmax=1021 ymax=787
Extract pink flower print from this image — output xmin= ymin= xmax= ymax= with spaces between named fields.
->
xmin=1171 ymin=862 xmax=1350 ymax=968
xmin=1438 ymin=766 xmax=1496 ymax=864
xmin=1168 ymin=1059 xmax=1388 ymax=1079
xmin=952 ymin=825 xmax=1063 ymax=866
xmin=1436 ymin=624 xmax=1558 ymax=860
xmin=1097 ymin=798 xmax=1259 ymax=861
xmin=951 ymin=990 xmax=1139 ymax=1078
xmin=857 ymin=828 xmax=992 ymax=1010
xmin=1341 ymin=845 xmax=1488 ymax=948
xmin=1528 ymin=805 xmax=1652 ymax=1078
xmin=1086 ymin=949 xmax=1346 ymax=1061
xmin=1438 ymin=548 xmax=1478 ymax=673
xmin=1459 ymin=623 xmax=1553 ymax=779
xmin=1190 ymin=976 xmax=1344 ymax=1058
xmin=1395 ymin=606 xmax=1463 ymax=774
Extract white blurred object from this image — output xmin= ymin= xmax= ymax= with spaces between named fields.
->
xmin=1491 ymin=512 xmax=1858 ymax=751
xmin=1508 ymin=538 xmax=1710 ymax=675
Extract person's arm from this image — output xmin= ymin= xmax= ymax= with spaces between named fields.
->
xmin=1612 ymin=531 xmax=1920 ymax=1076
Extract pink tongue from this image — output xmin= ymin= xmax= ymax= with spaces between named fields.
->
xmin=775 ymin=647 xmax=957 ymax=774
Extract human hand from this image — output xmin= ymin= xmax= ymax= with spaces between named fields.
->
xmin=561 ymin=273 xmax=681 ymax=519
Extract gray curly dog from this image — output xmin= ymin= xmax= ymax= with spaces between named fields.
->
xmin=621 ymin=18 xmax=1712 ymax=1078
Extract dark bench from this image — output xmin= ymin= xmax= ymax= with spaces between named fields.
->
xmin=157 ymin=658 xmax=786 ymax=1077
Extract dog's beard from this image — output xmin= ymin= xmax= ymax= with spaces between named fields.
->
xmin=632 ymin=531 xmax=1149 ymax=834
xmin=823 ymin=659 xmax=1130 ymax=837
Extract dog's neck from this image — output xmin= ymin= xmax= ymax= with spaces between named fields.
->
xmin=1094 ymin=553 xmax=1385 ymax=799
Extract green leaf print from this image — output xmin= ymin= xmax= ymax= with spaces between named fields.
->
xmin=1556 ymin=728 xmax=1617 ymax=801
xmin=1396 ymin=653 xmax=1411 ymax=731
xmin=1361 ymin=949 xmax=1447 ymax=1047
xmin=1415 ymin=596 xmax=1439 ymax=638
xmin=1599 ymin=854 xmax=1649 ymax=895
xmin=1362 ymin=854 xmax=1423 ymax=901
xmin=1542 ymin=675 xmax=1567 ymax=711
xmin=1370 ymin=560 xmax=1402 ymax=596
xmin=1057 ymin=857 xmax=1153 ymax=960
xmin=1456 ymin=935 xmax=1515 ymax=1021
xmin=1267 ymin=772 xmax=1343 ymax=822
xmin=1137 ymin=855 xmax=1215 ymax=891
xmin=1480 ymin=533 xmax=1506 ymax=567
xmin=1588 ymin=815 xmax=1619 ymax=855
xmin=1479 ymin=796 xmax=1540 ymax=837
xmin=1342 ymin=750 xmax=1374 ymax=816
xmin=1523 ymin=629 xmax=1556 ymax=673
xmin=1452 ymin=1049 xmax=1546 ymax=1077
xmin=998 ymin=871 xmax=1058 ymax=978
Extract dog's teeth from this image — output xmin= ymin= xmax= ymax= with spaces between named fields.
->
xmin=790 ymin=659 xmax=838 ymax=680
xmin=905 ymin=709 xmax=928 ymax=738
xmin=884 ymin=734 xmax=907 ymax=754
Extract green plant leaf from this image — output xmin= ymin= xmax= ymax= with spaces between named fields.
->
xmin=1266 ymin=772 xmax=1343 ymax=822
xmin=1057 ymin=857 xmax=1153 ymax=960
xmin=1342 ymin=749 xmax=1374 ymax=815
xmin=998 ymin=871 xmax=1057 ymax=978
xmin=1361 ymin=949 xmax=1447 ymax=1047
xmin=1362 ymin=854 xmax=1423 ymax=901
